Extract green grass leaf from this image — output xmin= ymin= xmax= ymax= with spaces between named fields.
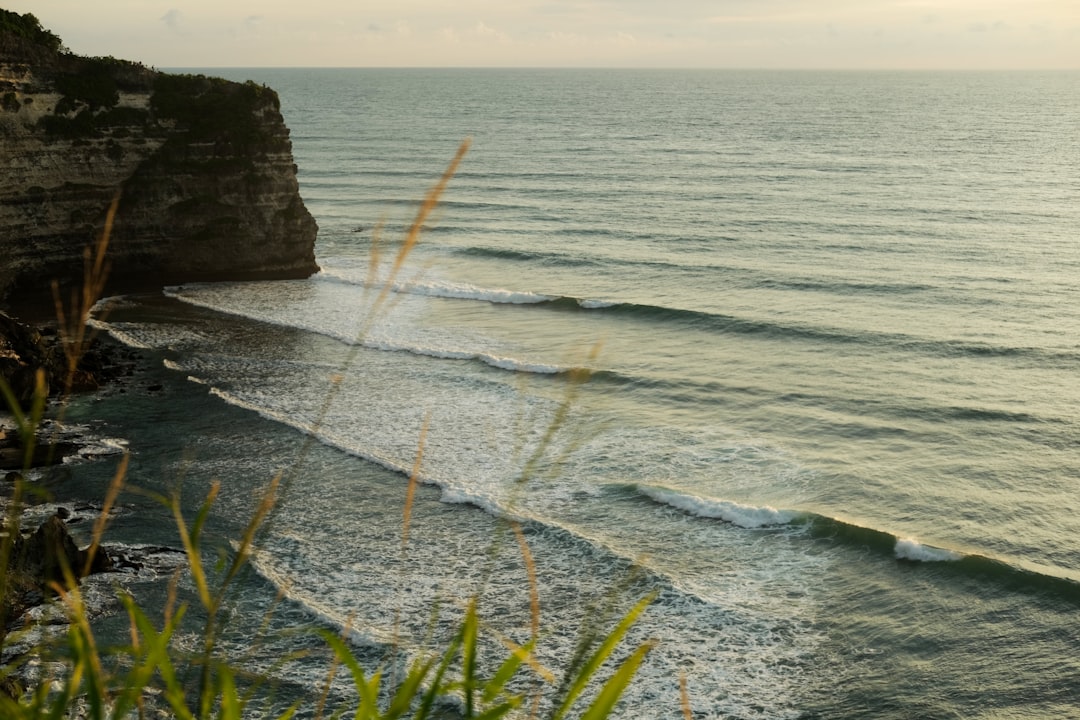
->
xmin=578 ymin=641 xmax=654 ymax=720
xmin=549 ymin=592 xmax=655 ymax=720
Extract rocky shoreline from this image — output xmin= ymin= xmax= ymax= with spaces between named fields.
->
xmin=0 ymin=6 xmax=316 ymax=608
xmin=0 ymin=10 xmax=320 ymax=703
xmin=0 ymin=308 xmax=184 ymax=698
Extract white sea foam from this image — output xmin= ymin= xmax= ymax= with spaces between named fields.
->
xmin=74 ymin=436 xmax=129 ymax=460
xmin=578 ymin=298 xmax=618 ymax=309
xmin=164 ymin=358 xmax=212 ymax=386
xmin=639 ymin=485 xmax=800 ymax=528
xmin=88 ymin=318 xmax=153 ymax=350
xmin=130 ymin=287 xmax=825 ymax=718
xmin=166 ymin=280 xmax=574 ymax=378
xmin=205 ymin=386 xmax=415 ymax=481
xmin=364 ymin=339 xmax=470 ymax=360
xmin=364 ymin=340 xmax=566 ymax=374
xmin=90 ymin=295 xmax=137 ymax=314
xmin=894 ymin=538 xmax=963 ymax=562
xmin=242 ymin=481 xmax=822 ymax=720
xmin=164 ymin=282 xmax=371 ymax=347
xmin=92 ymin=317 xmax=213 ymax=351
xmin=317 ymin=267 xmax=554 ymax=305
xmin=397 ymin=278 xmax=553 ymax=305
xmin=245 ymin=547 xmax=396 ymax=648
xmin=477 ymin=353 xmax=564 ymax=374
xmin=438 ymin=487 xmax=528 ymax=522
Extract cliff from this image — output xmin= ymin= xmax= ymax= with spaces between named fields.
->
xmin=0 ymin=11 xmax=319 ymax=308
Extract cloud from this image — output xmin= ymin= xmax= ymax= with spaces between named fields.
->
xmin=473 ymin=21 xmax=511 ymax=43
xmin=244 ymin=15 xmax=263 ymax=32
xmin=160 ymin=9 xmax=181 ymax=31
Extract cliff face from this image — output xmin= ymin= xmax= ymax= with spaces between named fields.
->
xmin=0 ymin=12 xmax=318 ymax=306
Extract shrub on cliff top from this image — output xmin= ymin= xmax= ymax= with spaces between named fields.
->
xmin=151 ymin=73 xmax=279 ymax=153
xmin=54 ymin=65 xmax=119 ymax=112
xmin=0 ymin=11 xmax=62 ymax=53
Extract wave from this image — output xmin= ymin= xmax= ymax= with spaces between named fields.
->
xmin=363 ymin=339 xmax=571 ymax=375
xmin=336 ymin=268 xmax=1075 ymax=364
xmin=88 ymin=317 xmax=153 ymax=350
xmin=637 ymin=485 xmax=801 ymax=528
xmin=752 ymin=276 xmax=935 ymax=296
xmin=167 ymin=264 xmax=1073 ymax=368
xmin=316 ymin=268 xmax=558 ymax=305
xmin=807 ymin=513 xmax=1080 ymax=602
xmin=203 ymin=386 xmax=417 ymax=481
xmin=636 ymin=483 xmax=1080 ymax=603
xmin=100 ymin=295 xmax=1057 ymax=431
xmin=565 ymin=301 xmax=1078 ymax=365
xmin=455 ymin=247 xmax=941 ymax=297
xmin=160 ymin=284 xmax=566 ymax=373
xmin=894 ymin=537 xmax=962 ymax=562
xmin=118 ymin=288 xmax=627 ymax=384
xmin=315 ymin=268 xmax=621 ymax=310
xmin=455 ymin=246 xmax=603 ymax=268
xmin=328 ymin=271 xmax=1077 ymax=365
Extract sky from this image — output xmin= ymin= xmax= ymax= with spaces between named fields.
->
xmin=8 ymin=1 xmax=1080 ymax=69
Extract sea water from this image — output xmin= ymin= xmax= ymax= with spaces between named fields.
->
xmin=57 ymin=69 xmax=1080 ymax=718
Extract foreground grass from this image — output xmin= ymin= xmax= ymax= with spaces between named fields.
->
xmin=0 ymin=140 xmax=657 ymax=719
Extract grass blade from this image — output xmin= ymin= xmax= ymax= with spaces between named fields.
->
xmin=577 ymin=641 xmax=654 ymax=720
xmin=549 ymin=592 xmax=654 ymax=720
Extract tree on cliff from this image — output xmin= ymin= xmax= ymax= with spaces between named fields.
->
xmin=0 ymin=10 xmax=64 ymax=53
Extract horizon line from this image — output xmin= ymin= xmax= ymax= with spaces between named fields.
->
xmin=161 ymin=65 xmax=1080 ymax=72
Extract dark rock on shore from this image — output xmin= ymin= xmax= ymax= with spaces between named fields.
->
xmin=1 ymin=513 xmax=114 ymax=628
xmin=0 ymin=310 xmax=135 ymax=421
xmin=0 ymin=10 xmax=319 ymax=308
xmin=0 ymin=310 xmax=61 ymax=404
xmin=0 ymin=439 xmax=80 ymax=471
xmin=9 ymin=514 xmax=111 ymax=587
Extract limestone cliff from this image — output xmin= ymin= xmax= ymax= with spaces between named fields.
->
xmin=0 ymin=11 xmax=318 ymax=307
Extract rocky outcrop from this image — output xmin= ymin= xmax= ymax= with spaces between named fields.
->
xmin=0 ymin=11 xmax=318 ymax=307
xmin=0 ymin=310 xmax=135 ymax=414
xmin=8 ymin=514 xmax=112 ymax=586
xmin=0 ymin=309 xmax=57 ymax=405
xmin=1 ymin=512 xmax=116 ymax=657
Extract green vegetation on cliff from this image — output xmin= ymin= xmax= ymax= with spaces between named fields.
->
xmin=0 ymin=10 xmax=61 ymax=53
xmin=152 ymin=73 xmax=281 ymax=154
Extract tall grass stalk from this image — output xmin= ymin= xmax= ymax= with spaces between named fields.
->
xmin=51 ymin=195 xmax=117 ymax=398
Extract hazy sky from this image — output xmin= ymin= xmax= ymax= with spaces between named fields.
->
xmin=10 ymin=1 xmax=1080 ymax=69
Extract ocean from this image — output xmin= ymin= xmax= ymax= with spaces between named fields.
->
xmin=54 ymin=69 xmax=1080 ymax=718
